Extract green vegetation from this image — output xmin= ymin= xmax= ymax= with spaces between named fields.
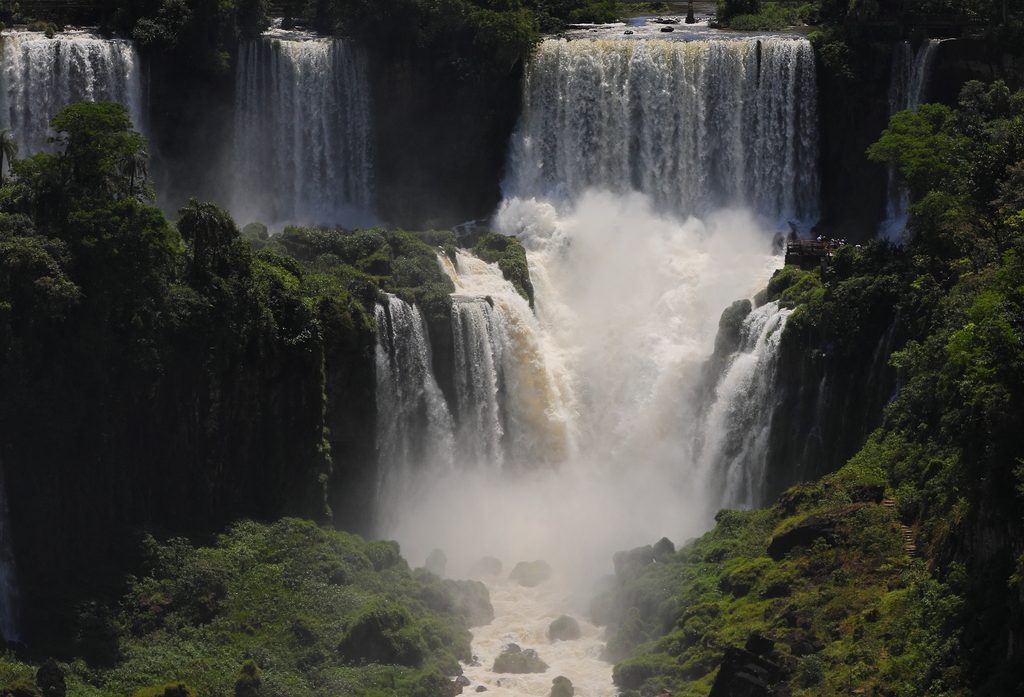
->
xmin=715 ymin=0 xmax=1023 ymax=46
xmin=600 ymin=464 xmax=960 ymax=696
xmin=0 ymin=518 xmax=477 ymax=697
xmin=0 ymin=101 xmax=529 ymax=667
xmin=601 ymin=79 xmax=1024 ymax=696
xmin=471 ymin=231 xmax=535 ymax=307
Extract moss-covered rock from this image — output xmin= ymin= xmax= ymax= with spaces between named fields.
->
xmin=550 ymin=675 xmax=574 ymax=697
xmin=492 ymin=645 xmax=549 ymax=674
xmin=509 ymin=560 xmax=553 ymax=587
xmin=470 ymin=232 xmax=534 ymax=307
xmin=547 ymin=615 xmax=582 ymax=642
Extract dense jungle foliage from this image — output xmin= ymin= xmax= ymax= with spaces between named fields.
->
xmin=0 ymin=101 xmax=529 ymax=691
xmin=0 ymin=518 xmax=485 ymax=697
xmin=598 ymin=80 xmax=1024 ymax=696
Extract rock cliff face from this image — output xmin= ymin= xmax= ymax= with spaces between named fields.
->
xmin=2 ymin=283 xmax=378 ymax=652
xmin=360 ymin=45 xmax=524 ymax=228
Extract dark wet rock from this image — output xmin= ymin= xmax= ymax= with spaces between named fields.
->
xmin=447 ymin=579 xmax=495 ymax=627
xmin=848 ymin=484 xmax=885 ymax=504
xmin=493 ymin=644 xmax=549 ymax=674
xmin=787 ymin=629 xmax=824 ymax=656
xmin=767 ymin=504 xmax=868 ymax=560
xmin=745 ymin=632 xmax=775 ymax=657
xmin=653 ymin=536 xmax=675 ymax=560
xmin=455 ymin=675 xmax=471 ymax=687
xmin=707 ymin=646 xmax=787 ymax=697
xmin=426 ymin=548 xmax=447 ymax=577
xmin=613 ymin=545 xmax=655 ymax=579
xmin=415 ymin=575 xmax=494 ymax=627
xmin=475 ymin=687 xmax=487 ymax=693
xmin=36 ymin=660 xmax=65 ymax=697
xmin=473 ymin=556 xmax=503 ymax=577
xmin=550 ymin=675 xmax=574 ymax=697
xmin=714 ymin=299 xmax=753 ymax=360
xmin=509 ymin=560 xmax=552 ymax=587
xmin=762 ymin=578 xmax=792 ymax=598
xmin=624 ymin=30 xmax=634 ymax=34
xmin=548 ymin=614 xmax=582 ymax=642
xmin=660 ymin=26 xmax=675 ymax=32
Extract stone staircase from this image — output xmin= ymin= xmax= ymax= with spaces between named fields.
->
xmin=882 ymin=497 xmax=917 ymax=557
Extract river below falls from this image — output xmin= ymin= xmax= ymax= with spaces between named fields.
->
xmin=460 ymin=577 xmax=615 ymax=696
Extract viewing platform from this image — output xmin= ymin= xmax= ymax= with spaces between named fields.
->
xmin=785 ymin=239 xmax=840 ymax=270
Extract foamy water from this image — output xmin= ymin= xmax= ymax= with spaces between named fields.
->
xmin=460 ymin=574 xmax=615 ymax=697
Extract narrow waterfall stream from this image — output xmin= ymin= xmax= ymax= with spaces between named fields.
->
xmin=880 ymin=38 xmax=942 ymax=239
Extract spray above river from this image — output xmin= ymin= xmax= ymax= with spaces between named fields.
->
xmin=370 ymin=35 xmax=815 ymax=694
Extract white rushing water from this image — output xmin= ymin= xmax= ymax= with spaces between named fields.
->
xmin=0 ymin=30 xmax=144 ymax=157
xmin=460 ymin=572 xmax=614 ymax=697
xmin=376 ymin=34 xmax=815 ymax=696
xmin=373 ymin=294 xmax=454 ymax=532
xmin=695 ymin=301 xmax=791 ymax=508
xmin=232 ymin=34 xmax=374 ymax=227
xmin=880 ymin=39 xmax=941 ymax=240
xmin=506 ymin=37 xmax=819 ymax=225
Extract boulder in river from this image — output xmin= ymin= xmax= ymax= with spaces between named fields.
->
xmin=473 ymin=556 xmax=503 ymax=577
xmin=493 ymin=644 xmax=549 ymax=673
xmin=509 ymin=560 xmax=552 ymax=587
xmin=425 ymin=548 xmax=447 ymax=577
xmin=547 ymin=615 xmax=582 ymax=642
xmin=550 ymin=676 xmax=574 ymax=697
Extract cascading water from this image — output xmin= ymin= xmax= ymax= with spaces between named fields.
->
xmin=442 ymin=251 xmax=573 ymax=468
xmin=506 ymin=37 xmax=819 ymax=224
xmin=376 ymin=34 xmax=819 ymax=696
xmin=0 ymin=30 xmax=144 ymax=157
xmin=231 ymin=31 xmax=374 ymax=227
xmin=880 ymin=39 xmax=941 ymax=239
xmin=695 ymin=301 xmax=791 ymax=508
xmin=373 ymin=294 xmax=454 ymax=530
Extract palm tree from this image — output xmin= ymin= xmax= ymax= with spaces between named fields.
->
xmin=0 ymin=129 xmax=17 ymax=181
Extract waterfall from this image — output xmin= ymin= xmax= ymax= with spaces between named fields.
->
xmin=880 ymin=39 xmax=941 ymax=239
xmin=0 ymin=30 xmax=143 ymax=157
xmin=231 ymin=33 xmax=374 ymax=227
xmin=442 ymin=251 xmax=573 ymax=468
xmin=506 ymin=37 xmax=819 ymax=225
xmin=695 ymin=301 xmax=791 ymax=508
xmin=0 ymin=459 xmax=18 ymax=642
xmin=373 ymin=294 xmax=454 ymax=526
xmin=451 ymin=298 xmax=507 ymax=467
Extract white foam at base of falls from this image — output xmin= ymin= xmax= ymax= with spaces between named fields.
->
xmin=460 ymin=575 xmax=614 ymax=697
xmin=384 ymin=192 xmax=782 ymax=588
